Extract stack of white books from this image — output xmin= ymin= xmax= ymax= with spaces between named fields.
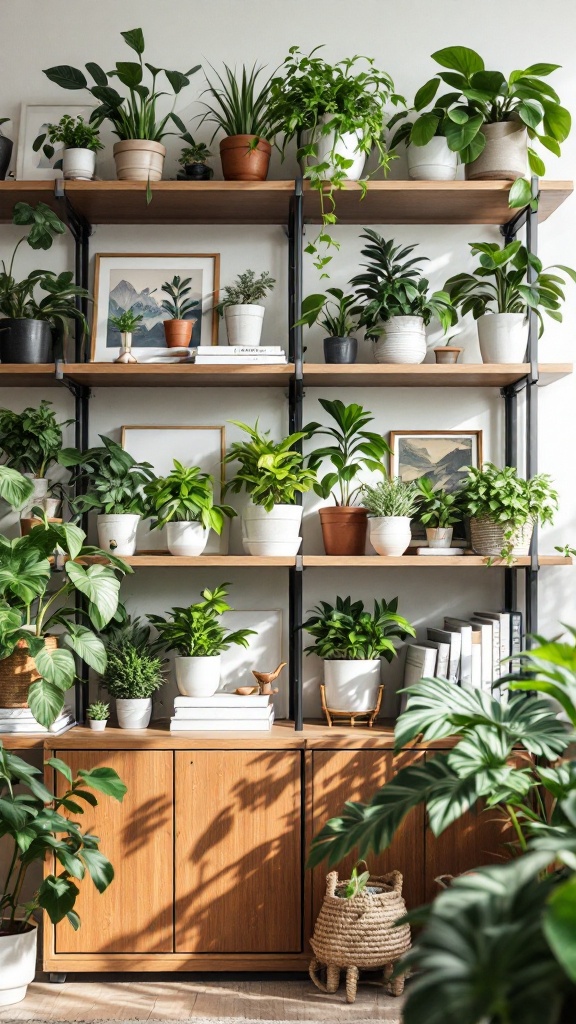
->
xmin=193 ymin=345 xmax=287 ymax=366
xmin=170 ymin=692 xmax=275 ymax=731
xmin=0 ymin=706 xmax=75 ymax=736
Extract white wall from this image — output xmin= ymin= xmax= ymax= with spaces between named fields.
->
xmin=1 ymin=0 xmax=575 ymax=719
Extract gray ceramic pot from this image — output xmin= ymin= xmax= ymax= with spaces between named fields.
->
xmin=0 ymin=319 xmax=54 ymax=363
xmin=323 ymin=336 xmax=358 ymax=364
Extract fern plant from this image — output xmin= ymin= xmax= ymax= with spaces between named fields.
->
xmin=102 ymin=641 xmax=164 ymax=699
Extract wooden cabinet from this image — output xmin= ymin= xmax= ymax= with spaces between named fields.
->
xmin=175 ymin=751 xmax=301 ymax=953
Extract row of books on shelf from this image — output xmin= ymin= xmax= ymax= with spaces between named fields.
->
xmin=402 ymin=609 xmax=522 ymax=704
xmin=193 ymin=345 xmax=287 ymax=365
xmin=170 ymin=691 xmax=275 ymax=731
xmin=0 ymin=707 xmax=75 ymax=735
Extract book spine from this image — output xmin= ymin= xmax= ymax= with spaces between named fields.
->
xmin=510 ymin=611 xmax=523 ymax=672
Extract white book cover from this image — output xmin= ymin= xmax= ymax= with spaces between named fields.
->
xmin=0 ymin=718 xmax=75 ymax=735
xmin=195 ymin=346 xmax=284 ymax=355
xmin=470 ymin=619 xmax=494 ymax=689
xmin=173 ymin=693 xmax=271 ymax=708
xmin=170 ymin=709 xmax=275 ymax=732
xmin=194 ymin=356 xmax=287 ymax=365
xmin=474 ymin=611 xmax=511 ymax=667
xmin=172 ymin=705 xmax=272 ymax=720
xmin=427 ymin=628 xmax=462 ymax=685
xmin=400 ymin=645 xmax=438 ymax=713
xmin=0 ymin=706 xmax=74 ymax=720
xmin=471 ymin=642 xmax=482 ymax=689
xmin=473 ymin=614 xmax=501 ymax=681
xmin=420 ymin=640 xmax=450 ymax=679
xmin=443 ymin=619 xmax=474 ymax=685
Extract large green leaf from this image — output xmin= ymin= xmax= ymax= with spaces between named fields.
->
xmin=65 ymin=562 xmax=120 ymax=630
xmin=47 ymin=522 xmax=84 ymax=560
xmin=121 ymin=27 xmax=145 ymax=54
xmin=34 ymin=644 xmax=75 ymax=690
xmin=544 ymin=875 xmax=576 ymax=982
xmin=431 ymin=46 xmax=484 ymax=78
xmin=43 ymin=64 xmax=88 ymax=90
xmin=64 ymin=624 xmax=107 ymax=673
xmin=413 ymin=77 xmax=440 ymax=111
xmin=37 ymin=875 xmax=80 ymax=924
xmin=27 ymin=678 xmax=68 ymax=728
xmin=77 ymin=766 xmax=127 ymax=802
xmin=0 ymin=466 xmax=34 ymax=510
xmin=80 ymin=848 xmax=114 ymax=892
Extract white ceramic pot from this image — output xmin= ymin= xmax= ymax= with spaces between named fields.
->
xmin=324 ymin=660 xmax=381 ymax=712
xmin=0 ymin=923 xmax=37 ymax=1006
xmin=465 ymin=122 xmax=528 ymax=181
xmin=175 ymin=654 xmax=221 ymax=697
xmin=43 ymin=497 xmax=60 ymax=517
xmin=305 ymin=115 xmax=366 ymax=180
xmin=166 ymin=521 xmax=209 ymax=557
xmin=21 ymin=475 xmax=48 ymax=517
xmin=477 ymin=313 xmax=528 ymax=364
xmin=426 ymin=526 xmax=454 ymax=549
xmin=407 ymin=137 xmax=457 ymax=181
xmin=113 ymin=139 xmax=166 ymax=182
xmin=369 ymin=516 xmax=412 ymax=556
xmin=242 ymin=504 xmax=303 ymax=554
xmin=224 ymin=304 xmax=265 ymax=346
xmin=88 ymin=719 xmax=107 ymax=732
xmin=97 ymin=513 xmax=140 ymax=556
xmin=116 ymin=697 xmax=152 ymax=730
xmin=245 ymin=537 xmax=302 ymax=557
xmin=62 ymin=147 xmax=96 ymax=180
xmin=373 ymin=316 xmax=426 ymax=364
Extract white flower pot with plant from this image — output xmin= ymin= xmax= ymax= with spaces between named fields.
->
xmin=305 ymin=115 xmax=366 ymax=180
xmin=0 ymin=741 xmax=125 ymax=1004
xmin=407 ymin=137 xmax=457 ymax=181
xmin=149 ymin=584 xmax=255 ymax=701
xmin=34 ymin=114 xmax=103 ymax=180
xmin=86 ymin=700 xmax=110 ymax=731
xmin=198 ymin=63 xmax=279 ymax=181
xmin=460 ymin=462 xmax=559 ymax=565
xmin=297 ymin=288 xmax=360 ymax=365
xmin=0 ymin=400 xmax=70 ymax=518
xmin=416 ymin=476 xmax=463 ymax=549
xmin=218 ymin=270 xmax=275 ymax=346
xmin=61 ymin=435 xmax=156 ymax=557
xmin=351 ymin=230 xmax=456 ymax=365
xmin=223 ymin=421 xmax=315 ymax=557
xmin=362 ymin=478 xmax=420 ymax=557
xmin=43 ymin=27 xmax=200 ymax=183
xmin=444 ymin=240 xmax=575 ymax=365
xmin=388 ymin=98 xmax=457 ymax=181
xmin=303 ymin=594 xmax=415 ymax=714
xmin=145 ymin=460 xmax=235 ymax=558
xmin=102 ymin=626 xmax=164 ymax=730
xmin=307 ymin=398 xmax=390 ymax=557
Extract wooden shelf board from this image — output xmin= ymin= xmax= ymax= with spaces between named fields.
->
xmin=0 ymin=364 xmax=59 ymax=387
xmin=303 ymin=363 xmax=573 ymax=388
xmin=124 ymin=554 xmax=294 ymax=567
xmin=303 ymin=554 xmax=572 ymax=567
xmin=63 ymin=362 xmax=294 ymax=388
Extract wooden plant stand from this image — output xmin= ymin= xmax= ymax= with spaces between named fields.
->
xmin=320 ymin=684 xmax=384 ymax=727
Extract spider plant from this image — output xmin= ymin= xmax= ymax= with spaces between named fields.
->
xmin=198 ymin=62 xmax=283 ymax=141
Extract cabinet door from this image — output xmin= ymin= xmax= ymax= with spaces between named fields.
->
xmin=53 ymin=750 xmax=173 ymax=954
xmin=310 ymin=749 xmax=426 ymax=927
xmin=175 ymin=750 xmax=301 ymax=953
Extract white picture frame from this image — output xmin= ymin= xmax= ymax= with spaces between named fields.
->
xmin=16 ymin=103 xmax=94 ymax=180
xmin=220 ymin=610 xmax=286 ymax=718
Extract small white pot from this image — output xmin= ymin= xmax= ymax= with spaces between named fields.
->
xmin=426 ymin=526 xmax=454 ymax=549
xmin=477 ymin=313 xmax=528 ymax=364
xmin=408 ymin=137 xmax=457 ymax=181
xmin=88 ymin=719 xmax=107 ymax=732
xmin=242 ymin=503 xmax=303 ymax=554
xmin=44 ymin=497 xmax=60 ymax=517
xmin=97 ymin=513 xmax=140 ymax=556
xmin=224 ymin=304 xmax=265 ymax=346
xmin=166 ymin=521 xmax=209 ymax=557
xmin=305 ymin=115 xmax=366 ymax=180
xmin=0 ymin=923 xmax=37 ymax=1006
xmin=62 ymin=147 xmax=96 ymax=180
xmin=21 ymin=475 xmax=48 ymax=517
xmin=369 ymin=516 xmax=412 ymax=556
xmin=113 ymin=139 xmax=166 ymax=182
xmin=373 ymin=316 xmax=426 ymax=364
xmin=175 ymin=654 xmax=221 ymax=697
xmin=324 ymin=660 xmax=381 ymax=712
xmin=116 ymin=697 xmax=152 ymax=730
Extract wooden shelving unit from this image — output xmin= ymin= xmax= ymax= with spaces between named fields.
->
xmin=62 ymin=362 xmax=294 ymax=388
xmin=303 ymin=363 xmax=573 ymax=388
xmin=123 ymin=554 xmax=294 ymax=567
xmin=303 ymin=554 xmax=572 ymax=567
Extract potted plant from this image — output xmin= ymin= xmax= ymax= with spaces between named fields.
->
xmin=433 ymin=332 xmax=463 ymax=364
xmin=223 ymin=420 xmax=316 ymax=557
xmin=297 ymin=288 xmax=361 ymax=364
xmin=419 ymin=47 xmax=571 ymax=207
xmin=0 ymin=743 xmax=125 ymax=1005
xmin=108 ymin=308 xmax=143 ymax=363
xmin=149 ymin=584 xmax=255 ymax=697
xmin=445 ymin=240 xmax=576 ymax=364
xmin=305 ymin=399 xmax=390 ymax=556
xmin=86 ymin=700 xmax=110 ymax=731
xmin=415 ymin=476 xmax=463 ymax=548
xmin=144 ymin=460 xmax=236 ymax=557
xmin=198 ymin=62 xmax=282 ymax=181
xmin=303 ymin=595 xmax=414 ymax=712
xmin=33 ymin=114 xmax=103 ymax=180
xmin=160 ymin=275 xmax=199 ymax=348
xmin=460 ymin=462 xmax=558 ymax=564
xmin=0 ymin=117 xmax=13 ymax=180
xmin=270 ymin=47 xmax=403 ymax=272
xmin=61 ymin=435 xmax=156 ymax=556
xmin=177 ymin=137 xmax=213 ymax=180
xmin=217 ymin=269 xmax=275 ymax=347
xmin=43 ymin=27 xmax=200 ymax=182
xmin=0 ymin=202 xmax=90 ymax=363
xmin=0 ymin=400 xmax=72 ymax=520
xmin=387 ymin=82 xmax=457 ymax=181
xmin=102 ymin=632 xmax=164 ymax=729
xmin=361 ymin=477 xmax=420 ymax=556
xmin=351 ymin=230 xmax=456 ymax=364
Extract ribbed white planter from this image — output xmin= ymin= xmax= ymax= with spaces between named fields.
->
xmin=166 ymin=521 xmax=209 ymax=557
xmin=324 ymin=660 xmax=381 ymax=712
xmin=305 ymin=116 xmax=366 ymax=180
xmin=373 ymin=316 xmax=426 ymax=364
xmin=113 ymin=139 xmax=165 ymax=182
xmin=88 ymin=719 xmax=107 ymax=732
xmin=242 ymin=503 xmax=303 ymax=556
xmin=175 ymin=654 xmax=221 ymax=697
xmin=224 ymin=305 xmax=265 ymax=346
xmin=470 ymin=517 xmax=534 ymax=558
xmin=21 ymin=475 xmax=48 ymax=517
xmin=116 ymin=698 xmax=152 ymax=730
xmin=408 ymin=137 xmax=457 ymax=181
xmin=97 ymin=513 xmax=140 ymax=556
xmin=477 ymin=313 xmax=528 ymax=364
xmin=369 ymin=516 xmax=412 ymax=556
xmin=426 ymin=526 xmax=454 ymax=549
xmin=62 ymin=147 xmax=96 ymax=180
xmin=0 ymin=923 xmax=37 ymax=1006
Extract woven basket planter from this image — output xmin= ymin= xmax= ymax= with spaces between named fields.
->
xmin=309 ymin=869 xmax=411 ymax=1003
xmin=0 ymin=637 xmax=58 ymax=708
xmin=470 ymin=517 xmax=534 ymax=558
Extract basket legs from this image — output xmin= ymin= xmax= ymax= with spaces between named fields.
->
xmin=384 ymin=962 xmax=405 ymax=997
xmin=326 ymin=964 xmax=341 ymax=993
xmin=345 ymin=965 xmax=359 ymax=1003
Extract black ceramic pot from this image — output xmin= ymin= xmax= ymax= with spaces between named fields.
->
xmin=0 ymin=319 xmax=54 ymax=363
xmin=184 ymin=163 xmax=214 ymax=181
xmin=323 ymin=336 xmax=358 ymax=364
xmin=0 ymin=136 xmax=13 ymax=180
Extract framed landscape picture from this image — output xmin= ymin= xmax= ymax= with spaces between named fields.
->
xmin=91 ymin=253 xmax=220 ymax=361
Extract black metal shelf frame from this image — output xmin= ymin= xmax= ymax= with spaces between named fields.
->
xmin=49 ymin=177 xmax=541 ymax=730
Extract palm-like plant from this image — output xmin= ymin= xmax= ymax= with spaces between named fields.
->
xmin=198 ymin=63 xmax=283 ymax=141
xmin=160 ymin=276 xmax=199 ymax=320
xmin=305 ymin=399 xmax=389 ymax=507
xmin=144 ymin=461 xmax=236 ymax=533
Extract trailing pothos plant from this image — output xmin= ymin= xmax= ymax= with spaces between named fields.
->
xmin=305 ymin=398 xmax=389 ymax=507
xmin=307 ymin=630 xmax=576 ymax=1024
xmin=61 ymin=435 xmax=156 ymax=516
xmin=223 ymin=420 xmax=316 ymax=511
xmin=0 ymin=744 xmax=126 ymax=934
xmin=149 ymin=584 xmax=255 ymax=658
xmin=303 ymin=595 xmax=414 ymax=661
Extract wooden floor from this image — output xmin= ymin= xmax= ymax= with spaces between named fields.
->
xmin=0 ymin=975 xmax=403 ymax=1021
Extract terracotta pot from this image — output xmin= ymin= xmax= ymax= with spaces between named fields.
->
xmin=319 ymin=507 xmax=367 ymax=556
xmin=163 ymin=319 xmax=194 ymax=348
xmin=113 ymin=139 xmax=166 ymax=182
xmin=0 ymin=637 xmax=58 ymax=708
xmin=434 ymin=346 xmax=463 ymax=364
xmin=465 ymin=122 xmax=528 ymax=181
xmin=220 ymin=135 xmax=271 ymax=181
xmin=20 ymin=517 xmax=62 ymax=537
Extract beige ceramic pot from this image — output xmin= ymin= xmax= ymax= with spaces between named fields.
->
xmin=465 ymin=122 xmax=528 ymax=181
xmin=113 ymin=140 xmax=166 ymax=182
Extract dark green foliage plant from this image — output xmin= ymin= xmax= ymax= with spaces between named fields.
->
xmin=34 ymin=114 xmax=103 ymax=161
xmin=160 ymin=276 xmax=199 ymax=320
xmin=178 ymin=140 xmax=211 ymax=166
xmin=145 ymin=461 xmax=236 ymax=532
xmin=102 ymin=641 xmax=164 ymax=699
xmin=149 ymin=584 xmax=255 ymax=657
xmin=0 ymin=400 xmax=72 ymax=478
xmin=60 ymin=435 xmax=156 ymax=517
xmin=303 ymin=595 xmax=415 ymax=661
xmin=296 ymin=288 xmax=361 ymax=338
xmin=305 ymin=399 xmax=389 ymax=507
